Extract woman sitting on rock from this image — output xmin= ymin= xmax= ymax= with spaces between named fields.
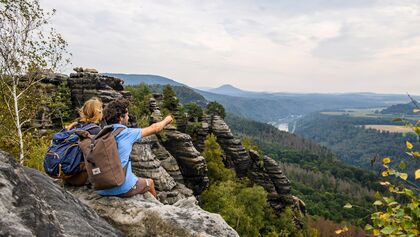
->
xmin=99 ymin=98 xmax=173 ymax=198
xmin=63 ymin=97 xmax=103 ymax=186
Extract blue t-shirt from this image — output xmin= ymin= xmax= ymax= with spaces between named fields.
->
xmin=96 ymin=124 xmax=141 ymax=196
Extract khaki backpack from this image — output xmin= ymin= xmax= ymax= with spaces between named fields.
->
xmin=78 ymin=126 xmax=127 ymax=190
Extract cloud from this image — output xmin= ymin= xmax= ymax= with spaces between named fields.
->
xmin=312 ymin=3 xmax=420 ymax=61
xmin=39 ymin=0 xmax=420 ymax=94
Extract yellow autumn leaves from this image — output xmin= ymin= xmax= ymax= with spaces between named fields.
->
xmin=406 ymin=141 xmax=413 ymax=150
xmin=404 ymin=141 xmax=420 ymax=180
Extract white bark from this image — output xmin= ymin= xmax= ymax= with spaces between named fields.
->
xmin=12 ymin=81 xmax=24 ymax=164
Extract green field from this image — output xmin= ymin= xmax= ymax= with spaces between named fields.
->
xmin=321 ymin=108 xmax=420 ymax=121
xmin=320 ymin=108 xmax=385 ymax=117
xmin=361 ymin=125 xmax=414 ymax=134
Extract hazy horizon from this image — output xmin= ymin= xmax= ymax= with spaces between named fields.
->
xmin=41 ymin=0 xmax=420 ymax=94
xmin=105 ymin=72 xmax=420 ymax=96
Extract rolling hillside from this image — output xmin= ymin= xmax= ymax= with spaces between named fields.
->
xmin=105 ymin=73 xmax=185 ymax=87
xmin=107 ymin=73 xmax=420 ymax=123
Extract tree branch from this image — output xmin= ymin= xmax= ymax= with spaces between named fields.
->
xmin=407 ymin=93 xmax=420 ymax=110
xmin=20 ymin=119 xmax=31 ymax=127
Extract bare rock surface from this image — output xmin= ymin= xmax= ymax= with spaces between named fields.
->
xmin=69 ymin=187 xmax=239 ymax=237
xmin=0 ymin=150 xmax=123 ymax=237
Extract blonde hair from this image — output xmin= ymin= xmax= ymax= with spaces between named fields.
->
xmin=79 ymin=97 xmax=103 ymax=123
xmin=65 ymin=97 xmax=103 ymax=130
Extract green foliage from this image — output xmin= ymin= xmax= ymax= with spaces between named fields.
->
xmin=339 ymin=114 xmax=420 ymax=236
xmin=241 ymin=136 xmax=264 ymax=157
xmin=183 ymin=102 xmax=203 ymax=122
xmin=226 ymin=113 xmax=335 ymax=157
xmin=201 ymin=180 xmax=268 ymax=237
xmin=48 ymin=81 xmax=73 ymax=126
xmin=162 ymin=85 xmax=179 ymax=112
xmin=225 ymin=113 xmax=380 ymax=224
xmin=23 ymin=132 xmax=50 ymax=171
xmin=294 ymin=113 xmax=420 ymax=178
xmin=366 ymin=148 xmax=420 ymax=236
xmin=0 ymin=84 xmax=43 ymax=158
xmin=185 ymin=121 xmax=202 ymax=143
xmin=380 ymin=102 xmax=418 ymax=115
xmin=200 ymin=134 xmax=311 ymax=236
xmin=202 ymin=134 xmax=235 ymax=183
xmin=148 ymin=84 xmax=207 ymax=107
xmin=125 ymin=83 xmax=152 ymax=127
xmin=0 ymin=0 xmax=70 ymax=163
xmin=265 ymin=207 xmax=305 ymax=237
xmin=280 ymin=162 xmax=374 ymax=223
xmin=206 ymin=101 xmax=226 ymax=119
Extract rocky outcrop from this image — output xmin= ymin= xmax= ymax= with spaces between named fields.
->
xmin=205 ymin=115 xmax=251 ymax=177
xmin=248 ymin=150 xmax=294 ymax=213
xmin=148 ymin=94 xmax=209 ymax=195
xmin=37 ymin=68 xmax=132 ymax=129
xmin=161 ymin=128 xmax=209 ymax=195
xmin=70 ymin=188 xmax=238 ymax=237
xmin=130 ymin=135 xmax=194 ymax=205
xmin=67 ymin=67 xmax=130 ymax=108
xmin=148 ymin=135 xmax=185 ymax=183
xmin=0 ymin=150 xmax=123 ymax=237
xmin=194 ymin=116 xmax=210 ymax=152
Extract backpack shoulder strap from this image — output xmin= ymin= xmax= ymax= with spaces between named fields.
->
xmin=81 ymin=123 xmax=100 ymax=131
xmin=94 ymin=125 xmax=113 ymax=139
xmin=112 ymin=127 xmax=125 ymax=137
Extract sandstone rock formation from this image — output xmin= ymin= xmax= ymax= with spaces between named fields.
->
xmin=148 ymin=94 xmax=209 ymax=195
xmin=204 ymin=115 xmax=251 ymax=177
xmin=130 ymin=135 xmax=194 ymax=205
xmin=248 ymin=150 xmax=294 ymax=213
xmin=160 ymin=128 xmax=209 ymax=195
xmin=37 ymin=68 xmax=131 ymax=129
xmin=67 ymin=67 xmax=129 ymax=108
xmin=0 ymin=150 xmax=123 ymax=237
xmin=70 ymin=188 xmax=238 ymax=237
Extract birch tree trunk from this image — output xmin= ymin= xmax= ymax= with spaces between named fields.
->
xmin=12 ymin=82 xmax=24 ymax=164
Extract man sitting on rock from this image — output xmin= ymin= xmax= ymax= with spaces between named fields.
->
xmin=99 ymin=98 xmax=173 ymax=198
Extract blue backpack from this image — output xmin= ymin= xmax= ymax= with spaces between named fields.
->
xmin=44 ymin=123 xmax=100 ymax=178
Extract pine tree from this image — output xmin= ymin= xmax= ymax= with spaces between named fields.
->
xmin=162 ymin=85 xmax=179 ymax=112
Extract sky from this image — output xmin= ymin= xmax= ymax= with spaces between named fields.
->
xmin=40 ymin=0 xmax=420 ymax=94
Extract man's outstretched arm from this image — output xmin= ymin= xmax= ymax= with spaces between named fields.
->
xmin=141 ymin=116 xmax=173 ymax=138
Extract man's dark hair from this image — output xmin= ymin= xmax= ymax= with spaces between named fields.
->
xmin=103 ymin=98 xmax=130 ymax=124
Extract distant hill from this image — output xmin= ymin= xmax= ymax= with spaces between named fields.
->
xmin=197 ymin=89 xmax=420 ymax=122
xmin=105 ymin=73 xmax=185 ymax=87
xmin=381 ymin=101 xmax=418 ymax=115
xmin=294 ymin=112 xmax=420 ymax=179
xmin=147 ymin=84 xmax=208 ymax=108
xmin=196 ymin=89 xmax=292 ymax=122
xmin=106 ymin=73 xmax=420 ymax=123
xmin=207 ymin=84 xmax=264 ymax=97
